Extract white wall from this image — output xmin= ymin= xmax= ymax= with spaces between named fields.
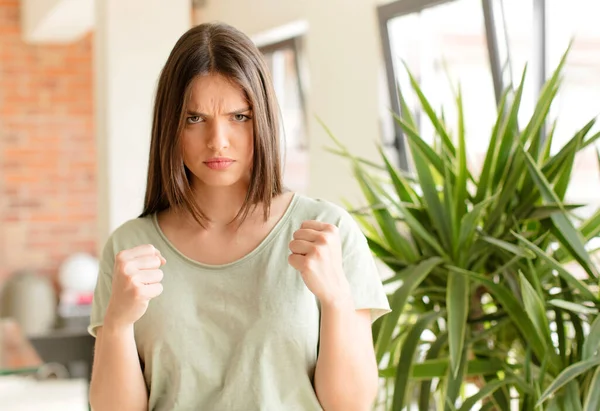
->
xmin=95 ymin=0 xmax=191 ymax=247
xmin=194 ymin=0 xmax=387 ymax=205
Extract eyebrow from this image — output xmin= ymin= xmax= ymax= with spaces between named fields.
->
xmin=186 ymin=107 xmax=252 ymax=116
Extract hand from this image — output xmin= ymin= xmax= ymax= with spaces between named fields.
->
xmin=104 ymin=244 xmax=166 ymax=330
xmin=288 ymin=220 xmax=352 ymax=305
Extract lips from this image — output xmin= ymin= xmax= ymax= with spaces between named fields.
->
xmin=204 ymin=158 xmax=235 ymax=170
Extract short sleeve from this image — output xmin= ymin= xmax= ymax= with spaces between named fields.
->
xmin=338 ymin=210 xmax=391 ymax=323
xmin=87 ymin=238 xmax=116 ymax=338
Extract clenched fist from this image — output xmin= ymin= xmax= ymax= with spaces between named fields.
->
xmin=288 ymin=220 xmax=352 ymax=305
xmin=104 ymin=244 xmax=166 ymax=330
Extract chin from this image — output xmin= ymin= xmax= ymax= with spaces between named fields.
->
xmin=195 ymin=173 xmax=247 ymax=188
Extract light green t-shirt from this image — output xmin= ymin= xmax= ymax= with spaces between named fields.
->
xmin=89 ymin=194 xmax=391 ymax=411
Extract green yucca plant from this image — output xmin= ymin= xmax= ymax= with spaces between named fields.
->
xmin=327 ymin=48 xmax=600 ymax=410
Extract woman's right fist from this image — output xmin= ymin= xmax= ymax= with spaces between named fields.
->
xmin=104 ymin=244 xmax=166 ymax=330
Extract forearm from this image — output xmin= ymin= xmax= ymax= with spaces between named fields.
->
xmin=89 ymin=323 xmax=148 ymax=411
xmin=314 ymin=296 xmax=379 ymax=411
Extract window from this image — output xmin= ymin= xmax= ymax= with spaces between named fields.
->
xmin=546 ymin=0 xmax=600 ymax=216
xmin=379 ymin=0 xmax=600 ymax=216
xmin=260 ymin=39 xmax=309 ymax=193
xmin=379 ymin=0 xmax=500 ymax=173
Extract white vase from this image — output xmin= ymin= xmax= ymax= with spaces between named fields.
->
xmin=0 ymin=271 xmax=57 ymax=336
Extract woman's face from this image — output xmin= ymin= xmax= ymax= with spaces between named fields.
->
xmin=181 ymin=73 xmax=254 ymax=190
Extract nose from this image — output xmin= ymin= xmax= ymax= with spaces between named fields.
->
xmin=206 ymin=120 xmax=230 ymax=151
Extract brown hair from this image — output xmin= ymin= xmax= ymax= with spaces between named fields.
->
xmin=139 ymin=22 xmax=283 ymax=226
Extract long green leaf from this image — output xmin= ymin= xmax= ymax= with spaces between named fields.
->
xmin=548 ymin=299 xmax=598 ymax=315
xmin=564 ymin=380 xmax=583 ymax=411
xmin=556 ymin=306 xmax=567 ymax=367
xmin=407 ymin=357 xmax=507 ymax=380
xmin=521 ymin=119 xmax=598 ymax=221
xmin=527 ymin=204 xmax=585 ymax=221
xmin=537 ymin=356 xmax=600 ymax=406
xmin=457 ymin=197 xmax=495 ymax=262
xmin=443 ymin=154 xmax=458 ymax=259
xmin=458 ymin=379 xmax=517 ymax=411
xmin=584 ymin=366 xmax=600 ymax=411
xmin=581 ymin=130 xmax=600 ymax=150
xmin=406 ymin=131 xmax=453 ymax=251
xmin=418 ymin=332 xmax=448 ymax=411
xmin=482 ymin=236 xmax=536 ymax=259
xmin=453 ymin=85 xmax=468 ymax=228
xmin=448 ymin=272 xmax=469 ymax=378
xmin=540 ymin=119 xmax=557 ymax=163
xmin=521 ymin=44 xmax=570 ymax=147
xmin=513 ymin=231 xmax=597 ymax=302
xmin=485 ymin=150 xmax=526 ymax=234
xmin=402 ymin=62 xmax=456 ymax=158
xmin=396 ymin=80 xmax=417 ymax=131
xmin=521 ymin=147 xmax=599 ymax=279
xmin=377 ymin=146 xmax=419 ymax=204
xmin=553 ymin=130 xmax=581 ymax=200
xmin=597 ymin=143 xmax=600 ymax=179
xmin=372 ymin=168 xmax=450 ymax=259
xmin=353 ymin=163 xmax=418 ymax=262
xmin=520 ymin=272 xmax=552 ymax=348
xmin=393 ymin=113 xmax=445 ymax=177
xmin=445 ymin=345 xmax=468 ymax=411
xmin=541 ymin=119 xmax=596 ymax=186
xmin=324 ymin=147 xmax=387 ymax=171
xmin=582 ymin=315 xmax=600 ymax=361
xmin=447 ymin=265 xmax=559 ymax=374
xmin=474 ymin=88 xmax=509 ymax=203
xmin=491 ymin=67 xmax=527 ymax=190
xmin=580 ymin=208 xmax=600 ymax=242
xmin=375 ymin=257 xmax=444 ymax=362
xmin=320 ymin=117 xmax=418 ymax=262
xmin=393 ymin=311 xmax=443 ymax=410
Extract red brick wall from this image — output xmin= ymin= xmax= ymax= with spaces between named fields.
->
xmin=0 ymin=0 xmax=97 ymax=286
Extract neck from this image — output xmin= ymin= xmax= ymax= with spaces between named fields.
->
xmin=190 ymin=182 xmax=252 ymax=228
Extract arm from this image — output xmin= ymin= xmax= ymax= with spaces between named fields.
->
xmin=89 ymin=324 xmax=148 ymax=411
xmin=314 ymin=299 xmax=379 ymax=411
xmin=88 ymin=244 xmax=166 ymax=411
xmin=288 ymin=221 xmax=381 ymax=411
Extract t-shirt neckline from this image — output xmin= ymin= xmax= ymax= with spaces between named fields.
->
xmin=150 ymin=192 xmax=300 ymax=270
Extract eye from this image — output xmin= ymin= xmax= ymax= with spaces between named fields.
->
xmin=233 ymin=113 xmax=251 ymax=122
xmin=186 ymin=116 xmax=203 ymax=124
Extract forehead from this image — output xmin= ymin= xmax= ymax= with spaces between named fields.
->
xmin=187 ymin=73 xmax=249 ymax=110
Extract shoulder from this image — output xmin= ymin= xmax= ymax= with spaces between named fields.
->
xmin=288 ymin=193 xmax=365 ymax=246
xmin=100 ymin=215 xmax=157 ymax=260
xmin=289 ymin=193 xmax=354 ymax=224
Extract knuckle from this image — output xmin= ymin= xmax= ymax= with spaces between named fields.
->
xmin=122 ymin=274 xmax=135 ymax=289
xmin=115 ymin=250 xmax=127 ymax=263
xmin=132 ymin=285 xmax=144 ymax=299
xmin=122 ymin=261 xmax=136 ymax=275
xmin=115 ymin=261 xmax=127 ymax=276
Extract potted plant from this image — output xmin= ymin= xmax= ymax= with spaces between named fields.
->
xmin=327 ymin=49 xmax=600 ymax=410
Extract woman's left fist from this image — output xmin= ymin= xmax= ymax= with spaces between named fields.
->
xmin=288 ymin=220 xmax=351 ymax=304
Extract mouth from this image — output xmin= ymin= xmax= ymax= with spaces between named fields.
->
xmin=203 ymin=158 xmax=235 ymax=170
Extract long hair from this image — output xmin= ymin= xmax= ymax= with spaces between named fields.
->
xmin=139 ymin=22 xmax=283 ymax=226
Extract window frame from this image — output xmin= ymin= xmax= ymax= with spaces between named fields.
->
xmin=377 ymin=0 xmax=548 ymax=169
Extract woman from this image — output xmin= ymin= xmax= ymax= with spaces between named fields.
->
xmin=88 ymin=22 xmax=390 ymax=411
